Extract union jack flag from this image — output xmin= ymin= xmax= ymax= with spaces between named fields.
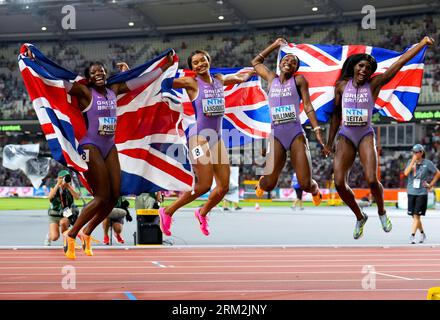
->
xmin=162 ymin=67 xmax=271 ymax=147
xmin=18 ymin=44 xmax=89 ymax=186
xmin=19 ymin=44 xmax=194 ymax=194
xmin=278 ymin=43 xmax=427 ymax=122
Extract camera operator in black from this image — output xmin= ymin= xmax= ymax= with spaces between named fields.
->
xmin=45 ymin=170 xmax=80 ymax=245
xmin=103 ymin=196 xmax=133 ymax=245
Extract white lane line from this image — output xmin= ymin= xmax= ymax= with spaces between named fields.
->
xmin=1 ymin=270 xmax=440 ymax=276
xmin=373 ymin=272 xmax=414 ymax=281
xmin=0 ymin=251 xmax=438 ymax=258
xmin=0 ymin=288 xmax=430 ymax=296
xmin=1 ymin=263 xmax=440 ymax=270
xmin=151 ymin=261 xmax=167 ymax=268
xmin=1 ymin=258 xmax=440 ymax=264
xmin=0 ymin=247 xmax=438 ymax=253
xmin=0 ymin=244 xmax=438 ymax=249
xmin=0 ymin=246 xmax=438 ymax=252
xmin=1 ymin=253 xmax=440 ymax=259
xmin=0 ymin=278 xmax=434 ymax=285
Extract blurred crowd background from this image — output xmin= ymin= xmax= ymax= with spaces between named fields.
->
xmin=1 ymin=13 xmax=439 ymax=190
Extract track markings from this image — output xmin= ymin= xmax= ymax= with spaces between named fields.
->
xmin=373 ymin=272 xmax=414 ymax=281
xmin=124 ymin=291 xmax=137 ymax=300
xmin=151 ymin=261 xmax=167 ymax=268
xmin=2 ymin=270 xmax=440 ymax=276
xmin=0 ymin=288 xmax=431 ymax=296
xmin=0 ymin=247 xmax=438 ymax=299
xmin=0 ymin=278 xmax=436 ymax=285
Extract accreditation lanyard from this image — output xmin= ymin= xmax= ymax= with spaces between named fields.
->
xmin=413 ymin=162 xmax=422 ymax=189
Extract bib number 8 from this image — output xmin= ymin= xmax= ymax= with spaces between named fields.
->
xmin=191 ymin=145 xmax=204 ymax=160
xmin=81 ymin=149 xmax=90 ymax=162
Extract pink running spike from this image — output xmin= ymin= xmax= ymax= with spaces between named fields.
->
xmin=158 ymin=207 xmax=172 ymax=236
xmin=195 ymin=209 xmax=210 ymax=236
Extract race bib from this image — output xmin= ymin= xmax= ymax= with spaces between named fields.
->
xmin=81 ymin=149 xmax=90 ymax=162
xmin=191 ymin=145 xmax=205 ymax=160
xmin=271 ymin=105 xmax=297 ymax=125
xmin=202 ymin=98 xmax=225 ymax=116
xmin=343 ymin=108 xmax=368 ymax=126
xmin=62 ymin=207 xmax=73 ymax=218
xmin=413 ymin=179 xmax=421 ymax=189
xmin=98 ymin=117 xmax=117 ymax=135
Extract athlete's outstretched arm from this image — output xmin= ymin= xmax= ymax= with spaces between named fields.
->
xmin=251 ymin=38 xmax=287 ymax=83
xmin=370 ymin=36 xmax=434 ymax=94
xmin=111 ymin=52 xmax=175 ymax=95
xmin=215 ymin=70 xmax=255 ymax=86
xmin=171 ymin=76 xmax=198 ymax=99
xmin=324 ymin=81 xmax=345 ymax=156
xmin=171 ymin=76 xmax=196 ymax=89
xmin=63 ymin=81 xmax=92 ymax=111
xmin=296 ymin=74 xmax=325 ymax=147
xmin=24 ymin=46 xmax=92 ymax=109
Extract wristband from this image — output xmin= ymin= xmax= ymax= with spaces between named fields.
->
xmin=258 ymin=53 xmax=265 ymax=60
xmin=313 ymin=126 xmax=322 ymax=132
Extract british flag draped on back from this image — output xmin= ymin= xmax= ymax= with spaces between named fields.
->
xmin=18 ymin=44 xmax=194 ymax=194
xmin=278 ymin=43 xmax=427 ymax=122
xmin=18 ymin=44 xmax=88 ymax=181
xmin=162 ymin=67 xmax=271 ymax=147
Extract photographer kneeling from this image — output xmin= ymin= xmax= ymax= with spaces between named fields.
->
xmin=45 ymin=170 xmax=80 ymax=246
xmin=103 ymin=196 xmax=132 ymax=245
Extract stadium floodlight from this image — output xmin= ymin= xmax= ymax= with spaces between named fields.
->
xmin=128 ymin=21 xmax=134 ymax=27
xmin=312 ymin=7 xmax=318 ymax=12
xmin=41 ymin=26 xmax=47 ymax=31
xmin=217 ymin=0 xmax=223 ymax=4
xmin=218 ymin=15 xmax=224 ymax=20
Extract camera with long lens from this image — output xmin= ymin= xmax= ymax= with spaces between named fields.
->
xmin=63 ymin=174 xmax=71 ymax=183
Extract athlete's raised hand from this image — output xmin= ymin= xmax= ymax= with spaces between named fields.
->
xmin=116 ymin=62 xmax=130 ymax=72
xmin=274 ymin=38 xmax=288 ymax=47
xmin=25 ymin=47 xmax=35 ymax=60
xmin=162 ymin=51 xmax=175 ymax=71
xmin=422 ymin=36 xmax=435 ymax=46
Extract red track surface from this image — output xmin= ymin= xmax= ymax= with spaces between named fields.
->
xmin=0 ymin=246 xmax=439 ymax=300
